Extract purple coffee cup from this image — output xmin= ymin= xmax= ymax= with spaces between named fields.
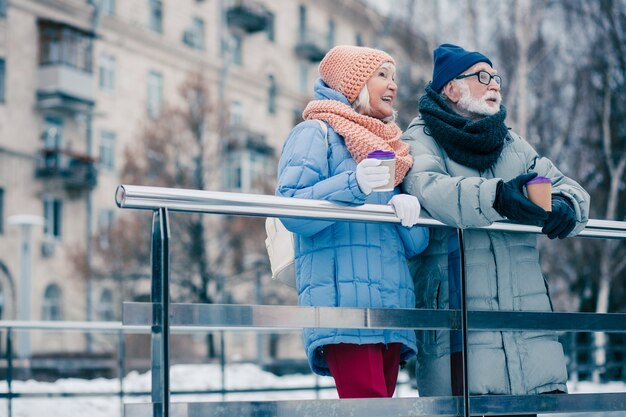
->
xmin=367 ymin=150 xmax=396 ymax=192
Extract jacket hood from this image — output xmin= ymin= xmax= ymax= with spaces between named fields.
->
xmin=313 ymin=78 xmax=351 ymax=105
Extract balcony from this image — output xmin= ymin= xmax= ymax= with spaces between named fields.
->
xmin=224 ymin=125 xmax=273 ymax=156
xmin=225 ymin=0 xmax=268 ymax=34
xmin=35 ymin=148 xmax=97 ymax=191
xmin=37 ymin=19 xmax=95 ymax=113
xmin=295 ymin=30 xmax=329 ymax=63
xmin=37 ymin=65 xmax=95 ymax=113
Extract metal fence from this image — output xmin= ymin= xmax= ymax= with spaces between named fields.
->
xmin=0 ymin=322 xmax=339 ymax=417
xmin=115 ymin=184 xmax=626 ymax=417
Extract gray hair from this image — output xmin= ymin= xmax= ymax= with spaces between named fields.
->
xmin=352 ymin=62 xmax=397 ymax=122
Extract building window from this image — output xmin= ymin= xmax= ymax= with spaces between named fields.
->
xmin=267 ymin=75 xmax=277 ymax=114
xmin=327 ymin=19 xmax=335 ymax=48
xmin=38 ymin=21 xmax=93 ymax=72
xmin=266 ymin=12 xmax=275 ymax=42
xmin=232 ymin=34 xmax=242 ymax=65
xmin=0 ymin=283 xmax=4 ymax=319
xmin=42 ymin=284 xmax=62 ymax=321
xmin=101 ymin=0 xmax=115 ymax=15
xmin=355 ymin=33 xmax=363 ymax=46
xmin=0 ymin=188 xmax=4 ymax=234
xmin=298 ymin=5 xmax=306 ymax=40
xmin=98 ymin=53 xmax=115 ymax=92
xmin=224 ymin=149 xmax=272 ymax=193
xmin=147 ymin=70 xmax=163 ymax=118
xmin=292 ymin=108 xmax=304 ymax=126
xmin=229 ymin=101 xmax=243 ymax=126
xmin=98 ymin=208 xmax=115 ymax=249
xmin=0 ymin=58 xmax=5 ymax=102
xmin=298 ymin=62 xmax=308 ymax=94
xmin=43 ymin=196 xmax=62 ymax=239
xmin=149 ymin=0 xmax=163 ymax=33
xmin=183 ymin=16 xmax=204 ymax=50
xmin=99 ymin=130 xmax=116 ymax=170
xmin=43 ymin=116 xmax=63 ymax=149
xmin=98 ymin=289 xmax=114 ymax=321
xmin=0 ymin=0 xmax=6 ymax=18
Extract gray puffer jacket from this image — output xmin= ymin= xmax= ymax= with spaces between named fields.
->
xmin=402 ymin=116 xmax=590 ymax=396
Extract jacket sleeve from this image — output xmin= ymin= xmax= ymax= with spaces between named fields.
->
xmin=396 ymin=224 xmax=430 ymax=258
xmin=517 ymin=136 xmax=590 ymax=236
xmin=276 ymin=121 xmax=368 ymax=237
xmin=401 ymin=125 xmax=504 ymax=228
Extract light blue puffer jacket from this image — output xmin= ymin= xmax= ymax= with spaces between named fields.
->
xmin=402 ymin=116 xmax=590 ymax=396
xmin=276 ymin=79 xmax=429 ymax=376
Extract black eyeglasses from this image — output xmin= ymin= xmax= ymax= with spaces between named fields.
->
xmin=455 ymin=70 xmax=502 ymax=86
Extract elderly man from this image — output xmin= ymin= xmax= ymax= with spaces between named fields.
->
xmin=402 ymin=44 xmax=590 ymax=416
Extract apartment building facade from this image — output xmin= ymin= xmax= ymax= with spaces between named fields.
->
xmin=0 ymin=0 xmax=427 ymax=373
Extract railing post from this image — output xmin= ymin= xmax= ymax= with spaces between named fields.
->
xmin=118 ymin=329 xmax=126 ymax=417
xmin=220 ymin=330 xmax=226 ymax=400
xmin=7 ymin=327 xmax=13 ymax=417
xmin=457 ymin=229 xmax=470 ymax=417
xmin=151 ymin=208 xmax=171 ymax=417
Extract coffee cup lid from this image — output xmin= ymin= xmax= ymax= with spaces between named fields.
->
xmin=367 ymin=150 xmax=395 ymax=159
xmin=526 ymin=176 xmax=552 ymax=185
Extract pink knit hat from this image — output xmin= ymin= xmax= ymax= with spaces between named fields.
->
xmin=319 ymin=45 xmax=395 ymax=103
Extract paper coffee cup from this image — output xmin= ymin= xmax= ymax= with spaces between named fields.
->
xmin=525 ymin=176 xmax=552 ymax=212
xmin=367 ymin=150 xmax=395 ymax=192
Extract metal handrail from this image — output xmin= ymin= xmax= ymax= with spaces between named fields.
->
xmin=115 ymin=184 xmax=626 ymax=417
xmin=115 ymin=184 xmax=626 ymax=239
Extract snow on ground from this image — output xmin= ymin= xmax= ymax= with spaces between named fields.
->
xmin=0 ymin=363 xmax=624 ymax=417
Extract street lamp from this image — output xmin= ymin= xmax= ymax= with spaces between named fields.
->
xmin=8 ymin=214 xmax=44 ymax=360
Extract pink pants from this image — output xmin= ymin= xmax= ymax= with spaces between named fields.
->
xmin=324 ymin=342 xmax=402 ymax=398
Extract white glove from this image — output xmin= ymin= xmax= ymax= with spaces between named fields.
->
xmin=389 ymin=194 xmax=422 ymax=227
xmin=356 ymin=158 xmax=390 ymax=195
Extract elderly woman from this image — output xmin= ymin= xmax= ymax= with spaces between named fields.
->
xmin=276 ymin=45 xmax=429 ymax=398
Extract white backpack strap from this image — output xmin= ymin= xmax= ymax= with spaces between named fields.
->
xmin=316 ymin=119 xmax=328 ymax=149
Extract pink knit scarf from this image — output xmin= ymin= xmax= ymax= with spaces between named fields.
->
xmin=303 ymin=100 xmax=412 ymax=187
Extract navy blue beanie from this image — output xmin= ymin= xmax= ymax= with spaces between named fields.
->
xmin=431 ymin=43 xmax=492 ymax=93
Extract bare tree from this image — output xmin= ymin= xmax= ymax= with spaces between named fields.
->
xmin=91 ymin=74 xmax=275 ymax=356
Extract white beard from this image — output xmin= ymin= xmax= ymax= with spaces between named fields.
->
xmin=457 ymin=80 xmax=502 ymax=116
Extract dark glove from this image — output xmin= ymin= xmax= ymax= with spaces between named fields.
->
xmin=542 ymin=196 xmax=577 ymax=239
xmin=493 ymin=172 xmax=549 ymax=225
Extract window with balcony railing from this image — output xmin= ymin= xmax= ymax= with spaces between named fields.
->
xmin=38 ymin=21 xmax=93 ymax=73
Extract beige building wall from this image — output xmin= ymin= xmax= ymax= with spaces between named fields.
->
xmin=0 ymin=0 xmax=427 ymax=366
